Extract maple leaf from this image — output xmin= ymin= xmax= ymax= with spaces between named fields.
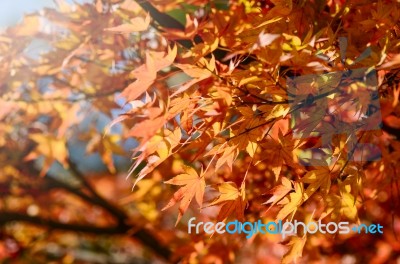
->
xmin=215 ymin=145 xmax=239 ymax=171
xmin=24 ymin=134 xmax=69 ymax=176
xmin=167 ymin=94 xmax=194 ymax=120
xmin=261 ymin=130 xmax=304 ymax=180
xmin=320 ymin=191 xmax=358 ymax=221
xmin=276 ymin=182 xmax=304 ymax=221
xmin=128 ymin=107 xmax=166 ymax=139
xmin=227 ymin=106 xmax=268 ymax=158
xmin=131 ymin=127 xmax=182 ymax=187
xmin=162 ymin=166 xmax=205 ymax=225
xmin=281 ymin=236 xmax=307 ymax=264
xmin=208 ymin=182 xmax=247 ymax=222
xmin=205 ymin=143 xmax=239 ymax=171
xmin=264 ymin=177 xmax=292 ymax=209
xmin=341 ymin=166 xmax=365 ymax=199
xmin=301 ymin=167 xmax=331 ymax=201
xmin=85 ymin=131 xmax=126 ymax=174
xmin=120 ymin=45 xmax=177 ymax=102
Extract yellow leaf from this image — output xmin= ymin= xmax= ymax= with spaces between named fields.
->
xmin=13 ymin=16 xmax=40 ymax=37
xmin=209 ymin=182 xmax=240 ymax=205
xmin=301 ymin=167 xmax=331 ymax=201
xmin=340 ymin=192 xmax=358 ymax=220
xmin=281 ymin=236 xmax=307 ymax=264
xmin=239 ymin=76 xmax=262 ymax=86
xmin=268 ymin=104 xmax=290 ymax=119
xmin=25 ymin=134 xmax=69 ymax=176
xmin=320 ymin=192 xmax=358 ymax=221
xmin=276 ymin=182 xmax=304 ymax=220
xmin=246 ymin=141 xmax=258 ymax=158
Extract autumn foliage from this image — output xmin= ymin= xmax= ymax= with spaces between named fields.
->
xmin=1 ymin=0 xmax=400 ymax=263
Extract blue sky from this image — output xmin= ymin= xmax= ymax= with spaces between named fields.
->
xmin=0 ymin=0 xmax=91 ymax=30
xmin=0 ymin=0 xmax=55 ymax=29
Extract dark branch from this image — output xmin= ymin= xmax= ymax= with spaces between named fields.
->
xmin=0 ymin=211 xmax=172 ymax=260
xmin=67 ymin=159 xmax=127 ymax=223
xmin=0 ymin=211 xmax=126 ymax=234
xmin=135 ymin=1 xmax=185 ymax=31
xmin=135 ymin=0 xmax=196 ymax=49
xmin=17 ymin=161 xmax=174 ymax=261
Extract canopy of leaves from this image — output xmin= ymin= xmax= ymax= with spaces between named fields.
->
xmin=1 ymin=0 xmax=400 ymax=263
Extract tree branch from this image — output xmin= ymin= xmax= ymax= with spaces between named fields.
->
xmin=0 ymin=211 xmax=126 ymax=234
xmin=135 ymin=1 xmax=185 ymax=31
xmin=135 ymin=0 xmax=196 ymax=49
xmin=0 ymin=211 xmax=172 ymax=260
xmin=67 ymin=159 xmax=127 ymax=223
xmin=17 ymin=161 xmax=174 ymax=261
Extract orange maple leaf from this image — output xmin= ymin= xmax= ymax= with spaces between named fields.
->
xmin=162 ymin=166 xmax=205 ymax=225
xmin=120 ymin=45 xmax=177 ymax=102
xmin=208 ymin=182 xmax=247 ymax=222
xmin=264 ymin=177 xmax=293 ymax=209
